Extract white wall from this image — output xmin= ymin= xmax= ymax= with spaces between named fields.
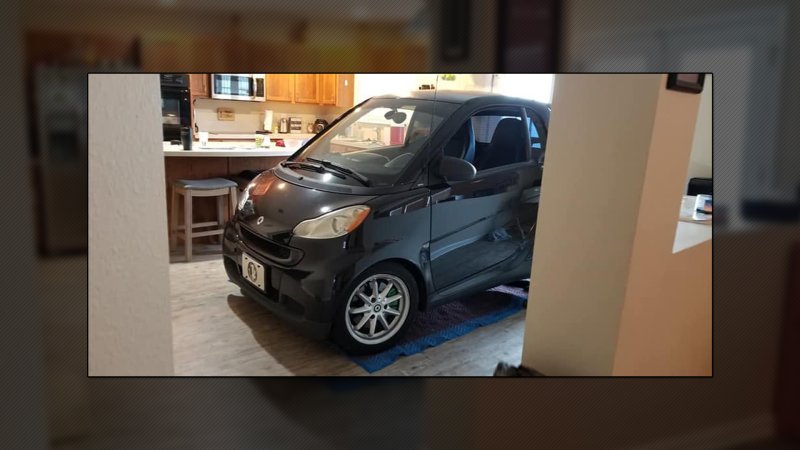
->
xmin=613 ymin=76 xmax=710 ymax=376
xmin=88 ymin=74 xmax=174 ymax=376
xmin=521 ymin=74 xmax=708 ymax=376
xmin=686 ymin=75 xmax=713 ymax=181
xmin=354 ymin=73 xmax=555 ymax=104
xmin=193 ymin=98 xmax=345 ymax=134
xmin=492 ymin=74 xmax=555 ymax=103
xmin=353 ymin=74 xmax=439 ymax=103
xmin=521 ymin=74 xmax=662 ymax=375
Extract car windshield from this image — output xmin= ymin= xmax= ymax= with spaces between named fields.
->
xmin=290 ymin=97 xmax=458 ymax=187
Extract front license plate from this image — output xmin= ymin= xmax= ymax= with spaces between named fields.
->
xmin=241 ymin=252 xmax=266 ymax=290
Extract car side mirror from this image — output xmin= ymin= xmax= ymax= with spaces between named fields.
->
xmin=439 ymin=156 xmax=476 ymax=182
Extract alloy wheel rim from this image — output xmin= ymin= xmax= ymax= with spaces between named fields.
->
xmin=345 ymin=274 xmax=409 ymax=345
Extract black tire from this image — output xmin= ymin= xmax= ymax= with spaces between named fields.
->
xmin=332 ymin=262 xmax=419 ymax=355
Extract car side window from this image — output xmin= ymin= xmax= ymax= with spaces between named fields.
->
xmin=528 ymin=119 xmax=541 ymax=148
xmin=525 ymin=108 xmax=547 ymax=166
xmin=469 ymin=108 xmax=529 ymax=171
xmin=441 ymin=107 xmax=535 ymax=174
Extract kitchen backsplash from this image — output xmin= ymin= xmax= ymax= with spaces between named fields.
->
xmin=194 ymin=98 xmax=347 ymax=134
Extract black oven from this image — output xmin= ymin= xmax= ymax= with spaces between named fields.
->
xmin=160 ymin=74 xmax=191 ymax=142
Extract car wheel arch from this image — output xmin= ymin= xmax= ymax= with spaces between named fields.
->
xmin=349 ymin=258 xmax=428 ymax=312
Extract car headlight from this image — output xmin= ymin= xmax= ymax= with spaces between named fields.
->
xmin=238 ymin=173 xmax=274 ymax=211
xmin=293 ymin=205 xmax=371 ymax=239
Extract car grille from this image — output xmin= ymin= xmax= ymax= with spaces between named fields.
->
xmin=237 ymin=223 xmax=300 ymax=264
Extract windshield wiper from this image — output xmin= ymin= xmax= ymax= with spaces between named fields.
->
xmin=280 ymin=160 xmax=321 ymax=172
xmin=279 ymin=160 xmax=342 ymax=178
xmin=306 ymin=157 xmax=371 ymax=186
xmin=280 ymin=160 xmax=349 ymax=181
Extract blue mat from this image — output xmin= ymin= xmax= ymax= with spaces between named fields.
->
xmin=349 ymin=285 xmax=527 ymax=373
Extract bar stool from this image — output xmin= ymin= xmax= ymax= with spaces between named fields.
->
xmin=170 ymin=178 xmax=238 ymax=262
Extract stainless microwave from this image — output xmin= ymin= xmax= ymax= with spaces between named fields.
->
xmin=211 ymin=74 xmax=265 ymax=101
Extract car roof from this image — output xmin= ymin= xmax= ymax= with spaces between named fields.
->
xmin=372 ymin=89 xmax=550 ymax=109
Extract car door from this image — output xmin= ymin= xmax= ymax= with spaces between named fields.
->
xmin=428 ymin=105 xmax=544 ymax=291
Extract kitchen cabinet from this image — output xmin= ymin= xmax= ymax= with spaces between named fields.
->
xmin=189 ymin=74 xmax=209 ymax=98
xmin=336 ymin=74 xmax=355 ymax=107
xmin=264 ymin=73 xmax=355 ymax=106
xmin=319 ymin=74 xmax=337 ymax=105
xmin=318 ymin=74 xmax=356 ymax=107
xmin=266 ymin=74 xmax=294 ymax=102
xmin=188 ymin=74 xmax=209 ymax=134
xmin=294 ymin=74 xmax=320 ymax=104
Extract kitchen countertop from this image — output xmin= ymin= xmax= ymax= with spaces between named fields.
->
xmin=207 ymin=132 xmax=318 ymax=140
xmin=672 ymin=221 xmax=711 ymax=253
xmin=163 ymin=142 xmax=299 ymax=157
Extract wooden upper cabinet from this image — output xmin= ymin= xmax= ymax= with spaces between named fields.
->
xmin=319 ymin=74 xmax=337 ymax=105
xmin=262 ymin=73 xmax=354 ymax=106
xmin=294 ymin=74 xmax=319 ymax=104
xmin=336 ymin=74 xmax=355 ymax=108
xmin=266 ymin=74 xmax=293 ymax=102
xmin=189 ymin=74 xmax=209 ymax=98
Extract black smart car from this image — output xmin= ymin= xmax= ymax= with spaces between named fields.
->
xmin=223 ymin=90 xmax=548 ymax=354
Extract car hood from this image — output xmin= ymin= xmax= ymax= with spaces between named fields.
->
xmin=238 ymin=170 xmax=375 ymax=244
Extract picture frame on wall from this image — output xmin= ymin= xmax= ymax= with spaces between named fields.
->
xmin=666 ymin=73 xmax=706 ymax=94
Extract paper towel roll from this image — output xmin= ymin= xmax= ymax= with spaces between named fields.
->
xmin=263 ymin=110 xmax=273 ymax=131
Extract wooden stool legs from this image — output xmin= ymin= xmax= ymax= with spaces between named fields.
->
xmin=183 ymin=189 xmax=193 ymax=262
xmin=169 ymin=188 xmax=178 ymax=251
xmin=169 ymin=185 xmax=238 ymax=262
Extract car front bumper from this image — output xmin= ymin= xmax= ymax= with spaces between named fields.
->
xmin=222 ymin=221 xmax=361 ymax=339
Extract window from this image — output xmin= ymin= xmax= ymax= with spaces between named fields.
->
xmin=332 ymin=105 xmax=414 ymax=146
xmin=528 ymin=118 xmax=541 ymax=148
xmin=463 ymin=108 xmax=529 ymax=171
xmin=525 ymin=108 xmax=546 ymax=165
xmin=471 ymin=115 xmax=520 ymax=143
xmin=294 ymin=97 xmax=457 ymax=187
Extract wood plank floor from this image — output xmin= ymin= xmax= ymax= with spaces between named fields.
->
xmin=170 ymin=254 xmax=525 ymax=376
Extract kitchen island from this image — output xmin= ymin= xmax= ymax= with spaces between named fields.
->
xmin=163 ymin=143 xmax=298 ymax=247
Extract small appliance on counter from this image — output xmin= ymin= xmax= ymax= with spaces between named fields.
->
xmin=313 ymin=119 xmax=329 ymax=133
xmin=289 ymin=117 xmax=303 ymax=133
xmin=180 ymin=127 xmax=193 ymax=150
xmin=278 ymin=116 xmax=289 ymax=133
